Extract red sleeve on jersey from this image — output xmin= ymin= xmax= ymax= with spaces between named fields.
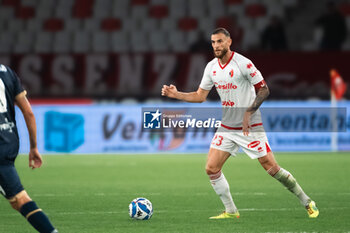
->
xmin=254 ymin=80 xmax=267 ymax=92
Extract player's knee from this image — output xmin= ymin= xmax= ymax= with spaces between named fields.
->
xmin=8 ymin=190 xmax=32 ymax=211
xmin=205 ymin=164 xmax=220 ymax=176
xmin=266 ymin=164 xmax=280 ymax=176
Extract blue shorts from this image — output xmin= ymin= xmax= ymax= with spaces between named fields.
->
xmin=0 ymin=144 xmax=23 ymax=199
xmin=0 ymin=164 xmax=24 ymax=199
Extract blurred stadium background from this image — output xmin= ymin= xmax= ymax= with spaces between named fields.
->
xmin=0 ymin=0 xmax=347 ymax=154
xmin=0 ymin=0 xmax=349 ymax=100
xmin=1 ymin=0 xmax=350 ymax=232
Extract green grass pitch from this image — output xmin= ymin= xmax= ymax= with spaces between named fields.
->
xmin=1 ymin=152 xmax=349 ymax=233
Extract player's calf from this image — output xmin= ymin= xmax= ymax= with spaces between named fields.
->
xmin=268 ymin=165 xmax=311 ymax=207
xmin=208 ymin=170 xmax=238 ymax=214
xmin=8 ymin=190 xmax=58 ymax=233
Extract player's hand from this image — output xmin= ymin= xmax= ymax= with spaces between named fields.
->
xmin=29 ymin=148 xmax=43 ymax=169
xmin=161 ymin=84 xmax=178 ymax=99
xmin=243 ymin=111 xmax=252 ymax=136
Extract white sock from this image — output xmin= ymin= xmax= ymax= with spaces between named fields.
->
xmin=273 ymin=168 xmax=311 ymax=206
xmin=209 ymin=171 xmax=238 ymax=213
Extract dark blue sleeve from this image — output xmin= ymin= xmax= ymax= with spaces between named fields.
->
xmin=7 ymin=67 xmax=24 ymax=97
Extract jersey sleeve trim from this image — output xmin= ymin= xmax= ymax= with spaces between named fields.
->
xmin=15 ymin=90 xmax=27 ymax=100
xmin=253 ymin=80 xmax=267 ymax=91
xmin=249 ymin=70 xmax=264 ymax=85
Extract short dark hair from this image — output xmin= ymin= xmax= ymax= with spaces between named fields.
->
xmin=212 ymin=28 xmax=231 ymax=38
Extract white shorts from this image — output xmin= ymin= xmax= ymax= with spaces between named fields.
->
xmin=210 ymin=125 xmax=271 ymax=159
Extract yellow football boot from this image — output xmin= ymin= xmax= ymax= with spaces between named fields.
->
xmin=209 ymin=211 xmax=240 ymax=219
xmin=306 ymin=201 xmax=319 ymax=218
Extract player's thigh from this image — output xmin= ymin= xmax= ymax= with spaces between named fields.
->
xmin=206 ymin=132 xmax=239 ymax=174
xmin=0 ymin=164 xmax=24 ymax=200
xmin=210 ymin=132 xmax=239 ymax=156
xmin=207 ymin=132 xmax=237 ymax=174
xmin=235 ymin=127 xmax=271 ymax=159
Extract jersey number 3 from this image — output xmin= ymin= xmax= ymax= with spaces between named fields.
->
xmin=212 ymin=135 xmax=223 ymax=146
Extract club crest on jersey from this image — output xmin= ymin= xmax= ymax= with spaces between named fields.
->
xmin=229 ymin=69 xmax=234 ymax=78
xmin=213 ymin=71 xmax=216 ymax=76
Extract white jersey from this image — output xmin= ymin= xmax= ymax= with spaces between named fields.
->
xmin=199 ymin=52 xmax=264 ymax=128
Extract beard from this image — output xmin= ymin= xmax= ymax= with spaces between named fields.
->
xmin=213 ymin=48 xmax=228 ymax=59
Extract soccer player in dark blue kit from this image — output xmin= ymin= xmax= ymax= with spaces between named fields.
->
xmin=0 ymin=65 xmax=58 ymax=233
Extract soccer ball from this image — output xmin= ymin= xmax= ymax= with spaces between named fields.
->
xmin=128 ymin=197 xmax=153 ymax=220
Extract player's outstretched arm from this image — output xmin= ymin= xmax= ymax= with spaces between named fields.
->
xmin=15 ymin=92 xmax=42 ymax=169
xmin=161 ymin=84 xmax=210 ymax=103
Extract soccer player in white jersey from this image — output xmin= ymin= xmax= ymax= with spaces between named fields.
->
xmin=161 ymin=28 xmax=319 ymax=219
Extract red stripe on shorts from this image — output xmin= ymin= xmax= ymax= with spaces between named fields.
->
xmin=266 ymin=142 xmax=271 ymax=153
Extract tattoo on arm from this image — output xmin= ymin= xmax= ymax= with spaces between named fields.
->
xmin=246 ymin=86 xmax=270 ymax=113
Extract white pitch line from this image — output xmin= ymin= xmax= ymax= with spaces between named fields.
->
xmin=32 ymin=193 xmax=75 ymax=197
xmin=31 ymin=193 xmax=162 ymax=197
xmin=0 ymin=206 xmax=348 ymax=217
xmin=31 ymin=192 xmax=350 ymax=197
xmin=313 ymin=192 xmax=350 ymax=196
xmin=31 ymin=192 xmax=268 ymax=197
